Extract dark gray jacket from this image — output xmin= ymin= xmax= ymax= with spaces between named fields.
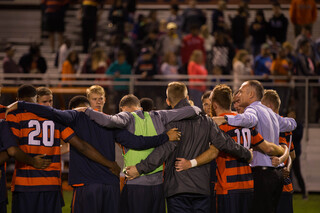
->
xmin=136 ymin=100 xmax=252 ymax=197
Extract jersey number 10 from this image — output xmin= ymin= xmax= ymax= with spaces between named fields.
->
xmin=28 ymin=120 xmax=55 ymax=147
xmin=234 ymin=128 xmax=251 ymax=149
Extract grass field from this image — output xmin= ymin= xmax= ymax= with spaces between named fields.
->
xmin=6 ymin=191 xmax=320 ymax=213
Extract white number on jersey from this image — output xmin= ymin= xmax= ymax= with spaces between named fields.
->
xmin=28 ymin=120 xmax=55 ymax=147
xmin=234 ymin=128 xmax=251 ymax=149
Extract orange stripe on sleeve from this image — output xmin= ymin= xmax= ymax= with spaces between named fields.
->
xmin=61 ymin=127 xmax=75 ymax=141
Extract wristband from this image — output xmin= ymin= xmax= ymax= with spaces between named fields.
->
xmin=190 ymin=159 xmax=197 ymax=168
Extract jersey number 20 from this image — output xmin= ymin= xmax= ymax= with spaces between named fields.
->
xmin=234 ymin=128 xmax=251 ymax=149
xmin=28 ymin=120 xmax=55 ymax=146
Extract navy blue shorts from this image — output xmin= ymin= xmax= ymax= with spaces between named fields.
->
xmin=210 ymin=182 xmax=216 ymax=213
xmin=120 ymin=184 xmax=165 ymax=213
xmin=0 ymin=200 xmax=6 ymax=213
xmin=217 ymin=191 xmax=253 ymax=213
xmin=71 ymin=183 xmax=120 ymax=213
xmin=167 ymin=193 xmax=210 ymax=213
xmin=276 ymin=192 xmax=293 ymax=213
xmin=12 ymin=191 xmax=64 ymax=213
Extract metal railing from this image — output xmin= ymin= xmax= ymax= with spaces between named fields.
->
xmin=1 ymin=73 xmax=320 ymax=141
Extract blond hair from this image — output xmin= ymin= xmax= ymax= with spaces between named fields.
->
xmin=166 ymin=82 xmax=188 ymax=105
xmin=86 ymin=85 xmax=105 ymax=98
xmin=262 ymin=89 xmax=281 ymax=112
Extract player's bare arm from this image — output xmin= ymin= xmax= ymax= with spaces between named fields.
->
xmin=175 ymin=145 xmax=219 ymax=172
xmin=6 ymin=146 xmax=52 ymax=169
xmin=271 ymin=145 xmax=289 ymax=167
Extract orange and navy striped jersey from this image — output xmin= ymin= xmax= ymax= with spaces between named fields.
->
xmin=6 ymin=109 xmax=75 ymax=192
xmin=280 ymin=131 xmax=295 ymax=193
xmin=215 ymin=112 xmax=264 ymax=195
xmin=0 ymin=104 xmax=6 ymax=119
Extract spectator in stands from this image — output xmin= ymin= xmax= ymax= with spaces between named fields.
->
xmin=108 ymin=0 xmax=128 ymax=35
xmin=181 ymin=25 xmax=206 ymax=74
xmin=188 ymin=50 xmax=208 ymax=108
xmin=250 ymin=9 xmax=268 ymax=56
xmin=268 ymin=36 xmax=281 ymax=59
xmin=2 ymin=44 xmax=22 ymax=74
xmin=109 ymin=34 xmax=135 ymax=67
xmin=181 ymin=0 xmax=206 ymax=34
xmin=19 ymin=43 xmax=47 ymax=74
xmin=82 ymin=47 xmax=108 ymax=74
xmin=295 ymin=39 xmax=316 ymax=76
xmin=57 ymin=38 xmax=72 ymax=73
xmin=135 ymin=47 xmax=158 ymax=99
xmin=230 ymin=6 xmax=248 ymax=49
xmin=157 ymin=22 xmax=181 ymax=59
xmin=211 ymin=31 xmax=235 ymax=75
xmin=290 ymin=0 xmax=317 ymax=37
xmin=80 ymin=0 xmax=103 ymax=53
xmin=211 ymin=0 xmax=227 ymax=34
xmin=160 ymin=52 xmax=179 ymax=80
xmin=268 ymin=2 xmax=288 ymax=44
xmin=294 ymin=26 xmax=312 ymax=53
xmin=167 ymin=4 xmax=182 ymax=37
xmin=295 ymin=39 xmax=316 ymax=124
xmin=232 ymin=49 xmax=252 ymax=91
xmin=42 ymin=0 xmax=68 ymax=52
xmin=200 ymin=25 xmax=215 ymax=73
xmin=254 ymin=43 xmax=272 ymax=78
xmin=140 ymin=97 xmax=155 ymax=111
xmin=283 ymin=41 xmax=297 ymax=66
xmin=271 ymin=48 xmax=291 ymax=115
xmin=315 ymin=38 xmax=320 ymax=73
xmin=61 ymin=50 xmax=79 ymax=82
xmin=106 ymin=51 xmax=131 ymax=110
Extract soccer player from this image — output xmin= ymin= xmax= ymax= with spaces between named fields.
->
xmin=86 ymin=85 xmax=106 ymax=112
xmin=175 ymin=84 xmax=287 ymax=213
xmin=5 ymin=85 xmax=124 ymax=213
xmin=81 ymin=93 xmax=201 ymax=213
xmin=125 ymin=82 xmax=252 ymax=213
xmin=261 ymin=89 xmax=296 ymax=213
xmin=213 ymin=80 xmax=296 ymax=213
xmin=201 ymin=90 xmax=211 ymax=116
xmin=36 ymin=87 xmax=53 ymax=107
xmin=7 ymin=94 xmax=180 ymax=213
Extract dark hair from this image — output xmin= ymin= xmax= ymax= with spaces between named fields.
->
xmin=36 ymin=87 xmax=52 ymax=97
xmin=67 ymin=50 xmax=79 ymax=66
xmin=17 ymin=84 xmax=37 ymax=99
xmin=171 ymin=4 xmax=179 ymax=12
xmin=119 ymin=94 xmax=140 ymax=109
xmin=272 ymin=1 xmax=281 ymax=8
xmin=210 ymin=84 xmax=232 ymax=110
xmin=201 ymin=91 xmax=211 ymax=102
xmin=247 ymin=80 xmax=264 ymax=100
xmin=255 ymin=9 xmax=266 ymax=22
xmin=299 ymin=39 xmax=310 ymax=49
xmin=140 ymin=98 xmax=154 ymax=112
xmin=29 ymin=43 xmax=40 ymax=56
xmin=68 ymin=95 xmax=90 ymax=109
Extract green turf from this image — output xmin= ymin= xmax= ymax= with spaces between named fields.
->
xmin=6 ymin=191 xmax=320 ymax=212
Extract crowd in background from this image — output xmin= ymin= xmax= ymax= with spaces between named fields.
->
xmin=2 ymin=0 xmax=320 ymax=122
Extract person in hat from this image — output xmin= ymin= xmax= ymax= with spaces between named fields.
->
xmin=157 ymin=22 xmax=181 ymax=58
xmin=2 ymin=44 xmax=22 ymax=74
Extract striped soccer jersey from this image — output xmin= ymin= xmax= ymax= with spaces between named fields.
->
xmin=279 ymin=132 xmax=295 ymax=193
xmin=215 ymin=112 xmax=264 ymax=195
xmin=6 ymin=109 xmax=75 ymax=192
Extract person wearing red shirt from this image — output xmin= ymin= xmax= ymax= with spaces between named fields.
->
xmin=188 ymin=50 xmax=208 ymax=108
xmin=181 ymin=26 xmax=206 ymax=74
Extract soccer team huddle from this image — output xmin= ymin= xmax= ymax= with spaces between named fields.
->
xmin=0 ymin=80 xmax=296 ymax=213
